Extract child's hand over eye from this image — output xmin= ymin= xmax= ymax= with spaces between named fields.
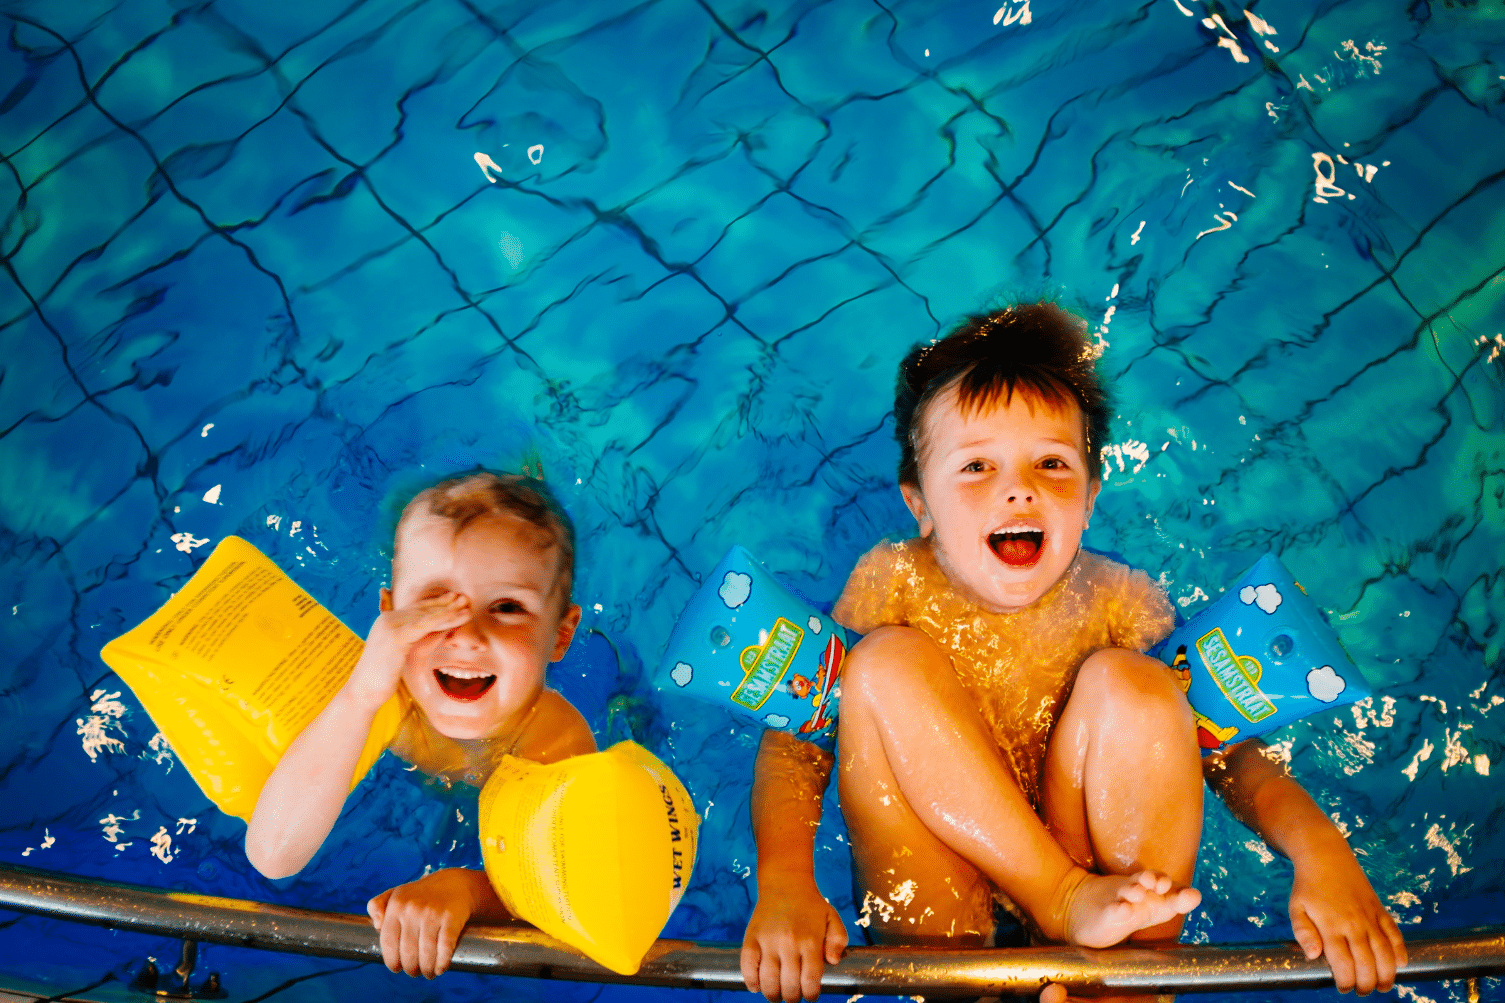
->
xmin=348 ymin=593 xmax=469 ymax=710
xmin=1289 ymin=837 xmax=1408 ymax=995
xmin=740 ymin=876 xmax=848 ymax=1003
xmin=367 ymin=868 xmax=506 ymax=978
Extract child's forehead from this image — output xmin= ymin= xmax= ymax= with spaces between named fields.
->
xmin=392 ymin=510 xmax=557 ymax=580
xmin=932 ymin=380 xmax=1084 ymax=436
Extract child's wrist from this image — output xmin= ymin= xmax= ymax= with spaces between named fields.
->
xmin=1283 ymin=819 xmax=1354 ymax=871
xmin=338 ymin=677 xmax=394 ymax=717
xmin=756 ymin=860 xmax=819 ymax=893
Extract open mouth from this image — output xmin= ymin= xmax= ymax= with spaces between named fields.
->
xmin=433 ymin=669 xmax=496 ymax=701
xmin=989 ymin=530 xmax=1044 ymax=568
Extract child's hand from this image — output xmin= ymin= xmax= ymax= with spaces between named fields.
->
xmin=367 ymin=868 xmax=498 ymax=978
xmin=740 ymin=878 xmax=847 ymax=1003
xmin=347 ymin=592 xmax=469 ymax=710
xmin=1289 ymin=843 xmax=1408 ymax=994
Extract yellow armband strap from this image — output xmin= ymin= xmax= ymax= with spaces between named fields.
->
xmin=478 ymin=741 xmax=699 ymax=975
xmin=100 ymin=536 xmax=405 ymax=821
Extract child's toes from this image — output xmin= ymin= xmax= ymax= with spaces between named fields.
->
xmin=1173 ymin=886 xmax=1202 ymax=913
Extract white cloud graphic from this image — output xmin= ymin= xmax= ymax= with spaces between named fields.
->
xmin=1240 ymin=582 xmax=1283 ymax=615
xmin=1306 ymin=665 xmax=1347 ymax=703
xmin=763 ymin=714 xmax=790 ymax=729
xmin=719 ymin=571 xmax=752 ymax=609
xmin=808 ymin=615 xmax=822 ymax=634
xmin=670 ymin=662 xmax=693 ymax=688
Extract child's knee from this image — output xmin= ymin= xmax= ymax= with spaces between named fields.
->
xmin=1078 ymin=648 xmax=1194 ymax=734
xmin=841 ymin=625 xmax=947 ymax=707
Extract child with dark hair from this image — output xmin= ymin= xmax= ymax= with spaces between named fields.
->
xmin=247 ymin=471 xmax=595 ymax=978
xmin=740 ymin=304 xmax=1406 ymax=1003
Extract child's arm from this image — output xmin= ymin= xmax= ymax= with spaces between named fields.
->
xmin=367 ymin=868 xmax=512 ymax=978
xmin=741 ymin=729 xmax=847 ymax=1003
xmin=245 ymin=592 xmax=470 ymax=878
xmin=1206 ymin=738 xmax=1408 ymax=994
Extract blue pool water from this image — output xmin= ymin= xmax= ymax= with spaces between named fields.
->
xmin=1 ymin=1 xmax=1502 ymax=1001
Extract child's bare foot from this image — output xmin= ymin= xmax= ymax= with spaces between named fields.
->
xmin=1062 ymin=869 xmax=1201 ymax=949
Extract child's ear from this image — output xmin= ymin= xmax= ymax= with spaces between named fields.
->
xmin=1084 ymin=477 xmax=1102 ymax=529
xmin=900 ymin=482 xmax=935 ymax=538
xmin=551 ymin=603 xmax=582 ymax=662
xmin=379 ymin=587 xmax=394 ymax=612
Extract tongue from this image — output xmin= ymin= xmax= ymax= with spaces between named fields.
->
xmin=435 ymin=670 xmax=496 ymax=700
xmin=992 ymin=533 xmax=1043 ymax=567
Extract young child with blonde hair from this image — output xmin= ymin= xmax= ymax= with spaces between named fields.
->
xmin=247 ymin=472 xmax=595 ymax=979
xmin=740 ymin=304 xmax=1406 ymax=1003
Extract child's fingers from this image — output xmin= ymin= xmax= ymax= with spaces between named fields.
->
xmin=739 ymin=941 xmax=762 ymax=993
xmin=1348 ymin=932 xmax=1380 ymax=995
xmin=417 ymin=917 xmax=437 ymax=979
xmin=367 ymin=890 xmax=391 ymax=929
xmin=1324 ymin=931 xmax=1358 ymax=993
xmin=430 ymin=915 xmax=460 ymax=979
xmin=1290 ymin=908 xmax=1324 ymax=961
xmin=1381 ymin=910 xmax=1408 ymax=969
xmin=798 ymin=938 xmax=825 ymax=1001
xmin=400 ymin=914 xmax=424 ymax=977
xmin=1368 ymin=927 xmax=1398 ymax=993
xmin=757 ymin=949 xmax=782 ymax=1002
xmin=780 ymin=949 xmax=806 ymax=1003
xmin=379 ymin=914 xmax=403 ymax=972
xmin=405 ymin=595 xmax=470 ymax=634
xmin=823 ymin=911 xmax=849 ymax=965
xmin=1039 ymin=983 xmax=1069 ymax=1003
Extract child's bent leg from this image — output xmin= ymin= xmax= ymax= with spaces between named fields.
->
xmin=838 ymin=626 xmax=1199 ymax=947
xmin=1041 ymin=647 xmax=1204 ymax=943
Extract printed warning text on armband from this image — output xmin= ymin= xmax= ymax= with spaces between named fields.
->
xmin=270 ymin=634 xmax=364 ymax=732
xmin=249 ymin=616 xmax=364 ymax=735
xmin=179 ymin=566 xmax=282 ymax=661
xmin=149 ymin=561 xmax=243 ymax=651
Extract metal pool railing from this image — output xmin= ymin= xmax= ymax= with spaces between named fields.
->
xmin=2 ymin=864 xmax=1502 ymax=998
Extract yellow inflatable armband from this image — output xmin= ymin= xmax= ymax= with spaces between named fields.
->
xmin=99 ymin=536 xmax=406 ymax=821
xmin=478 ymin=741 xmax=699 ymax=975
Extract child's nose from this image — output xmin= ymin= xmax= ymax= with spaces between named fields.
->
xmin=1000 ymin=464 xmax=1037 ymax=504
xmin=444 ymin=615 xmax=486 ymax=650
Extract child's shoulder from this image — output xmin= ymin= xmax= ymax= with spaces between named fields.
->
xmin=516 ymin=688 xmax=597 ymax=764
xmin=1074 ymin=551 xmax=1175 ymax=650
xmin=848 ymin=536 xmax=936 ymax=582
xmin=1074 ymin=550 xmax=1163 ymax=597
xmin=835 ymin=537 xmax=945 ymax=633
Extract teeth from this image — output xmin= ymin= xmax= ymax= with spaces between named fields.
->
xmin=990 ymin=523 xmax=1042 ymax=536
xmin=437 ymin=667 xmax=495 ymax=679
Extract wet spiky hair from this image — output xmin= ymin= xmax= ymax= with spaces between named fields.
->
xmin=894 ymin=302 xmax=1111 ymax=486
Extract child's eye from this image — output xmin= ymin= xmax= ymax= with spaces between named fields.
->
xmin=1039 ymin=457 xmax=1068 ymax=470
xmin=962 ymin=460 xmax=988 ymax=473
xmin=490 ymin=599 xmax=526 ymax=615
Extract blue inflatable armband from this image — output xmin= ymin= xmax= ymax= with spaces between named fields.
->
xmin=1154 ymin=554 xmax=1371 ymax=752
xmin=657 ymin=546 xmax=856 ymax=748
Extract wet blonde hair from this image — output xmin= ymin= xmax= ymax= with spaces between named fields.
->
xmin=395 ymin=471 xmax=576 ymax=605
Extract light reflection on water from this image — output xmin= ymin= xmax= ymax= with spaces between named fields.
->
xmin=1 ymin=0 xmax=1502 ymax=1000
